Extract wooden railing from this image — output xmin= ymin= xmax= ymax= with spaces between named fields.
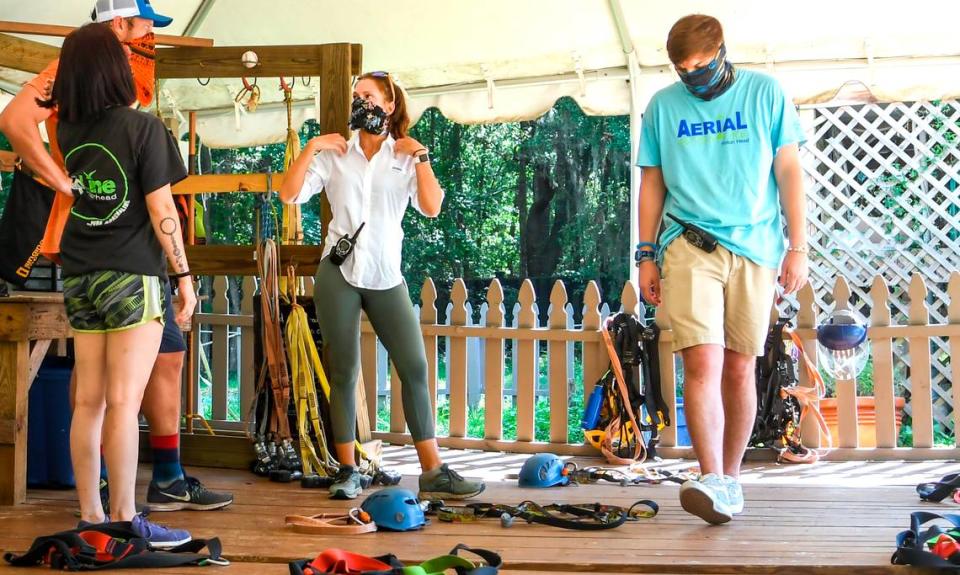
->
xmin=188 ymin=272 xmax=960 ymax=460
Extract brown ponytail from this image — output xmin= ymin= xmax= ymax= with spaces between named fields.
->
xmin=359 ymin=72 xmax=410 ymax=139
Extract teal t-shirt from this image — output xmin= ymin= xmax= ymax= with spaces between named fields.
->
xmin=637 ymin=69 xmax=805 ymax=269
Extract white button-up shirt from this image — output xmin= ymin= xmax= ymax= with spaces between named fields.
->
xmin=292 ymin=135 xmax=438 ymax=290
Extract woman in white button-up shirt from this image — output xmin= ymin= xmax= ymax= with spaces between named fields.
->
xmin=280 ymin=72 xmax=485 ymax=501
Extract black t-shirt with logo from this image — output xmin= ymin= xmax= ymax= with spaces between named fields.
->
xmin=58 ymin=107 xmax=187 ymax=279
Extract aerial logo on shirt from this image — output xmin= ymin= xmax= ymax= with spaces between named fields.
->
xmin=677 ymin=111 xmax=749 ymax=142
xmin=64 ymin=143 xmax=130 ymax=227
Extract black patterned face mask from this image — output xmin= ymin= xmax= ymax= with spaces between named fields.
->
xmin=677 ymin=43 xmax=736 ymax=101
xmin=349 ymin=96 xmax=389 ymax=135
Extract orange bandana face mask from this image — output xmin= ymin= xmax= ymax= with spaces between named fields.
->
xmin=124 ymin=33 xmax=156 ymax=107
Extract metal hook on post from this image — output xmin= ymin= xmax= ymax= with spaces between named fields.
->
xmin=573 ymin=52 xmax=586 ymax=97
xmin=481 ymin=64 xmax=496 ymax=110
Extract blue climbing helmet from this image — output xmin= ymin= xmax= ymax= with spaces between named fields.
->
xmin=360 ymin=487 xmax=427 ymax=531
xmin=817 ymin=309 xmax=868 ymax=351
xmin=518 ymin=453 xmax=570 ymax=488
xmin=817 ymin=309 xmax=870 ymax=380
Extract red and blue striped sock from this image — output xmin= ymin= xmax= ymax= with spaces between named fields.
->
xmin=149 ymin=434 xmax=185 ymax=488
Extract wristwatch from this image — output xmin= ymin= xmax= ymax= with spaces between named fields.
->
xmin=415 ymin=150 xmax=431 ymax=164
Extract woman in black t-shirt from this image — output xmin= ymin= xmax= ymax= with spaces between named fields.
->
xmin=38 ymin=24 xmax=195 ymax=542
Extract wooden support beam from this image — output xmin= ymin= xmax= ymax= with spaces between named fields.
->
xmin=0 ymin=340 xmax=29 ymax=505
xmin=186 ymin=245 xmax=325 ymax=276
xmin=27 ymin=340 xmax=51 ymax=388
xmin=0 ymin=21 xmax=214 ymax=48
xmin=318 ymin=43 xmax=354 ymax=250
xmin=157 ymin=44 xmax=337 ymax=79
xmin=172 ymin=173 xmax=286 ymax=195
xmin=0 ymin=32 xmax=59 ymax=74
xmin=350 ymin=44 xmax=363 ymax=76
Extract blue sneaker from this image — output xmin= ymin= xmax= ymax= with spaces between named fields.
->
xmin=679 ymin=473 xmax=733 ymax=525
xmin=131 ymin=512 xmax=191 ymax=549
xmin=723 ymin=475 xmax=745 ymax=515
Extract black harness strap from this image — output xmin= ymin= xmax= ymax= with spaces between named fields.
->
xmin=427 ymin=500 xmax=658 ymax=531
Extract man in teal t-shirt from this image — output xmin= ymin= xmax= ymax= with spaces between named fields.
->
xmin=635 ymin=14 xmax=809 ymax=525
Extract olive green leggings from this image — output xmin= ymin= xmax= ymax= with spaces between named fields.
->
xmin=313 ymin=258 xmax=435 ymax=443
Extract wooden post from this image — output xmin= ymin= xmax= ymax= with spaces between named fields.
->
xmin=516 ymin=281 xmax=537 ymax=442
xmin=185 ymin=111 xmax=198 ymax=434
xmin=317 ymin=43 xmax=353 ymax=252
xmin=949 ymin=273 xmax=960 ymax=445
xmin=870 ymin=276 xmax=897 ymax=448
xmin=447 ymin=280 xmax=469 ymax=438
xmin=908 ymin=274 xmax=933 ymax=448
xmin=548 ymin=281 xmax=569 ymax=444
xmin=240 ymin=277 xmax=256 ymax=425
xmin=484 ymin=280 xmax=505 ymax=441
xmin=653 ymin=285 xmax=678 ymax=447
xmin=581 ymin=282 xmax=605 ymax=401
xmin=421 ymin=279 xmax=439 ymax=425
xmin=0 ymin=340 xmax=29 ymax=505
xmin=832 ymin=277 xmax=859 ymax=448
xmin=360 ymin=313 xmax=379 ymax=433
xmin=211 ymin=276 xmax=229 ymax=422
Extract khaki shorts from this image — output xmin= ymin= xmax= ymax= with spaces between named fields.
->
xmin=660 ymin=238 xmax=778 ymax=356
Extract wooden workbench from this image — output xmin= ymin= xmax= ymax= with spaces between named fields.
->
xmin=0 ymin=292 xmax=71 ymax=505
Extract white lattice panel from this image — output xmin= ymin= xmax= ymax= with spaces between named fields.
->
xmin=798 ymin=100 xmax=960 ymax=434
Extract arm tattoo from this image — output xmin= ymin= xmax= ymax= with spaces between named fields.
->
xmin=159 ymin=216 xmax=188 ymax=273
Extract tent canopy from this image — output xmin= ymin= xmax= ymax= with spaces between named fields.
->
xmin=2 ymin=0 xmax=959 ymax=147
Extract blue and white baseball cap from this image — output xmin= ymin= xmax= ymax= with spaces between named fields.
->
xmin=92 ymin=0 xmax=173 ymax=28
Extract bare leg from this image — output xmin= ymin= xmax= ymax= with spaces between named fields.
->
xmin=681 ymin=344 xmax=725 ymax=477
xmin=140 ymin=351 xmax=184 ymax=437
xmin=721 ymin=349 xmax=757 ymax=478
xmin=102 ymin=321 xmax=163 ymax=521
xmin=414 ymin=438 xmax=442 ymax=472
xmin=71 ymin=333 xmax=108 ymax=523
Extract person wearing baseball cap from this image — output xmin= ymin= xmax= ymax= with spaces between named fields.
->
xmin=92 ymin=0 xmax=173 ymax=28
xmin=0 ymin=0 xmax=233 ymax=548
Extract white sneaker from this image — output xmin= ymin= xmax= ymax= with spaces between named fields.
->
xmin=679 ymin=473 xmax=733 ymax=525
xmin=723 ymin=475 xmax=744 ymax=514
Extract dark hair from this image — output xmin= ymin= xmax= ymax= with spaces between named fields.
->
xmin=666 ymin=14 xmax=724 ymax=66
xmin=359 ymin=72 xmax=410 ymax=139
xmin=37 ymin=23 xmax=135 ymax=123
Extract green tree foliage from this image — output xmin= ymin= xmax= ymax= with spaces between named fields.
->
xmin=404 ymin=97 xmax=632 ymax=316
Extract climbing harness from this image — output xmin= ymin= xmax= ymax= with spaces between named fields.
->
xmin=918 ymin=473 xmax=960 ymax=503
xmin=289 ymin=544 xmax=502 ymax=575
xmin=423 ymin=499 xmax=658 ymax=530
xmin=4 ymin=522 xmax=227 ymax=570
xmin=285 ymin=509 xmax=377 ymax=535
xmin=750 ymin=317 xmax=831 ymax=464
xmin=583 ymin=312 xmax=665 ymax=465
xmin=892 ymin=511 xmax=960 ymax=568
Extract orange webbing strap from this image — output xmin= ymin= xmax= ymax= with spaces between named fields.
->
xmin=783 ymin=329 xmax=833 ymax=461
xmin=600 ymin=325 xmax=647 ymax=465
xmin=257 ymin=239 xmax=292 ymax=439
xmin=285 ymin=511 xmax=377 ymax=535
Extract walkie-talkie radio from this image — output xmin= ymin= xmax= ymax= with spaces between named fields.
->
xmin=666 ymin=213 xmax=718 ymax=253
xmin=329 ymin=222 xmax=366 ymax=266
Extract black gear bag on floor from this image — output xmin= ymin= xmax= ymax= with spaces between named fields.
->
xmin=4 ymin=521 xmax=226 ymax=570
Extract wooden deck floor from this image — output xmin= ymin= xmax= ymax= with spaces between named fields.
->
xmin=2 ymin=446 xmax=958 ymax=574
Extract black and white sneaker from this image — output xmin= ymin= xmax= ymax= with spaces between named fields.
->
xmin=147 ymin=476 xmax=234 ymax=511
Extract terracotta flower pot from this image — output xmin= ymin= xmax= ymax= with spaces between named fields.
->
xmin=818 ymin=396 xmax=907 ymax=448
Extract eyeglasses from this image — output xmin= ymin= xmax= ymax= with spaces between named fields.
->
xmin=362 ymin=70 xmax=395 ymax=101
